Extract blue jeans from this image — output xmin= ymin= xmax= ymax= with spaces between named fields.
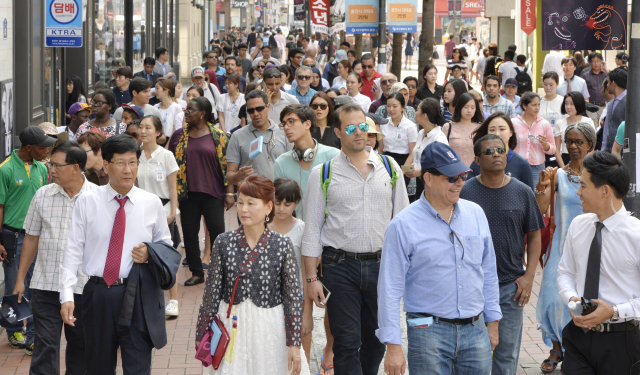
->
xmin=492 ymin=282 xmax=524 ymax=375
xmin=406 ymin=312 xmax=491 ymax=375
xmin=321 ymin=249 xmax=385 ymax=375
xmin=2 ymin=228 xmax=35 ymax=342
xmin=531 ymin=163 xmax=545 ymax=187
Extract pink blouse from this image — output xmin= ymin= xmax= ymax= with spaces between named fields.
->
xmin=511 ymin=115 xmax=556 ymax=166
xmin=441 ymin=122 xmax=481 ymax=167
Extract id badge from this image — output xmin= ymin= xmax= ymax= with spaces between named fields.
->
xmin=396 ymin=129 xmax=405 ymax=140
xmin=231 ymin=106 xmax=239 ymax=117
xmin=550 ymin=117 xmax=556 ymax=127
xmin=156 ymin=169 xmax=165 ymax=182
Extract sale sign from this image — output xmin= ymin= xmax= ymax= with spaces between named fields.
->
xmin=387 ymin=0 xmax=417 ymax=32
xmin=521 ymin=0 xmax=535 ymax=35
xmin=311 ymin=0 xmax=330 ymax=34
xmin=346 ymin=0 xmax=378 ymax=34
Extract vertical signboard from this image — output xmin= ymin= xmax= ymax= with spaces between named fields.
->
xmin=311 ymin=0 xmax=330 ymax=34
xmin=521 ymin=0 xmax=535 ymax=35
xmin=330 ymin=0 xmax=346 ymax=34
xmin=1 ymin=80 xmax=14 ymax=157
xmin=346 ymin=0 xmax=378 ymax=34
xmin=387 ymin=0 xmax=417 ymax=33
xmin=46 ymin=0 xmax=83 ymax=47
xmin=294 ymin=0 xmax=305 ymax=22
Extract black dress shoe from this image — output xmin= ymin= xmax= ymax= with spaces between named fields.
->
xmin=184 ymin=276 xmax=204 ymax=286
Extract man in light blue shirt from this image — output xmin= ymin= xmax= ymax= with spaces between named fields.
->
xmin=287 ymin=65 xmax=317 ymax=105
xmin=377 ymin=142 xmax=501 ymax=375
xmin=274 ymin=104 xmax=340 ymax=220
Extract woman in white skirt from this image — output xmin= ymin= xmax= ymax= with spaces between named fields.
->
xmin=196 ymin=175 xmax=309 ymax=375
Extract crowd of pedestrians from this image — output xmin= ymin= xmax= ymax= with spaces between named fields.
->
xmin=1 ymin=30 xmax=638 ymax=375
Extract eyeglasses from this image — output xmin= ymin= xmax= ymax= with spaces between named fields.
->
xmin=565 ymin=139 xmax=587 ymax=146
xmin=49 ymin=163 xmax=75 ymax=169
xmin=345 ymin=122 xmax=369 ymax=135
xmin=406 ymin=85 xmax=417 ymax=89
xmin=247 ymin=105 xmax=267 ymax=114
xmin=445 ymin=172 xmax=468 ymax=183
xmin=126 ymin=132 xmax=139 ymax=139
xmin=381 ymin=79 xmax=396 ymax=85
xmin=109 ymin=160 xmax=140 ymax=168
xmin=279 ymin=118 xmax=300 ymax=128
xmin=293 ymin=55 xmax=303 ymax=59
xmin=363 ymin=64 xmax=374 ymax=69
xmin=311 ymin=103 xmax=328 ymax=110
xmin=449 ymin=230 xmax=465 ymax=260
xmin=481 ymin=147 xmax=506 ymax=155
xmin=258 ymin=65 xmax=266 ymax=69
xmin=307 ymin=64 xmax=316 ymax=68
xmin=264 ymin=72 xmax=281 ymax=79
xmin=297 ymin=75 xmax=312 ymax=80
xmin=91 ymin=101 xmax=106 ymax=107
xmin=207 ymin=55 xmax=215 ymax=58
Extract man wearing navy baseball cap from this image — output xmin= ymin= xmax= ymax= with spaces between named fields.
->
xmin=377 ymin=141 xmax=501 ymax=375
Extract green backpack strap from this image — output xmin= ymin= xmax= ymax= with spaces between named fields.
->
xmin=377 ymin=154 xmax=398 ymax=189
xmin=321 ymin=160 xmax=334 ymax=216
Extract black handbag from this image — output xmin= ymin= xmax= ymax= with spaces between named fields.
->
xmin=433 ymin=51 xmax=440 ymax=60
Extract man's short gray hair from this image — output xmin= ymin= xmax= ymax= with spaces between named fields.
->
xmin=296 ymin=65 xmax=313 ymax=75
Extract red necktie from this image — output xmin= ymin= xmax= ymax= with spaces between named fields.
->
xmin=103 ymin=196 xmax=128 ymax=286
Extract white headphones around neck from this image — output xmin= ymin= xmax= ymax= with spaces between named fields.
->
xmin=292 ymin=139 xmax=318 ymax=162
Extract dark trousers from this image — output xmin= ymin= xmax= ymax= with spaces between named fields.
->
xmin=30 ymin=290 xmax=85 ymax=375
xmin=178 ymin=192 xmax=225 ymax=278
xmin=82 ymin=281 xmax=152 ymax=375
xmin=321 ymin=249 xmax=386 ymax=375
xmin=562 ymin=320 xmax=640 ymax=374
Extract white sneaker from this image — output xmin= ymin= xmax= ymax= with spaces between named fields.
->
xmin=165 ymin=300 xmax=179 ymax=317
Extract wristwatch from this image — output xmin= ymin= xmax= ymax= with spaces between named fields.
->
xmin=306 ymin=276 xmax=319 ymax=283
xmin=612 ymin=305 xmax=619 ymax=322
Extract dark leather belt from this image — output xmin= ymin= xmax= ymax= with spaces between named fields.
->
xmin=89 ymin=276 xmax=128 ymax=287
xmin=3 ymin=224 xmax=25 ymax=234
xmin=323 ymin=246 xmax=381 ymax=261
xmin=592 ymin=320 xmax=639 ymax=333
xmin=415 ymin=312 xmax=482 ymax=325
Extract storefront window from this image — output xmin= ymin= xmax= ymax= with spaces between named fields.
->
xmin=94 ymin=0 xmax=125 ymax=87
xmin=133 ymin=0 xmax=147 ymax=72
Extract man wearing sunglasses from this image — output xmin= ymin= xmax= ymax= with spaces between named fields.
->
xmin=302 ymin=103 xmax=409 ymax=375
xmin=461 ymin=134 xmax=545 ymax=375
xmin=227 ymin=90 xmax=292 ymax=183
xmin=290 ymin=58 xmax=331 ymax=92
xmin=274 ymin=105 xmax=340 ymax=220
xmin=378 ymin=141 xmax=502 ymax=375
xmin=286 ymin=66 xmax=317 ymax=106
xmin=368 ymin=73 xmax=397 ymax=113
xmin=359 ymin=53 xmax=382 ymax=101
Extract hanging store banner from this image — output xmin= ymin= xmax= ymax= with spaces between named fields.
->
xmin=311 ymin=0 xmax=330 ymax=34
xmin=45 ymin=0 xmax=83 ymax=47
xmin=294 ymin=0 xmax=305 ymax=22
xmin=387 ymin=0 xmax=417 ymax=33
xmin=330 ymin=0 xmax=346 ymax=34
xmin=541 ymin=0 xmax=627 ymax=50
xmin=521 ymin=0 xmax=535 ymax=35
xmin=346 ymin=0 xmax=378 ymax=34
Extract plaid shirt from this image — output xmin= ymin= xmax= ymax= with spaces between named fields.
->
xmin=24 ymin=178 xmax=98 ymax=293
xmin=301 ymin=148 xmax=410 ymax=257
xmin=581 ymin=69 xmax=607 ymax=105
xmin=483 ymin=95 xmax=516 ymax=119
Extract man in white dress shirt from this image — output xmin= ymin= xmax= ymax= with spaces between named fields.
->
xmin=557 ymin=151 xmax=640 ymax=374
xmin=60 ymin=135 xmax=172 ymax=374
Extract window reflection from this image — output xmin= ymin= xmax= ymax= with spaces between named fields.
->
xmin=94 ymin=0 xmax=125 ymax=87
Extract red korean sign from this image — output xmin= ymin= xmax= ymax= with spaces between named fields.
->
xmin=311 ymin=0 xmax=330 ymax=34
xmin=521 ymin=0 xmax=535 ymax=35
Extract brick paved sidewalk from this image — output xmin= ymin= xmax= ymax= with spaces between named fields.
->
xmin=0 ymin=205 xmax=560 ymax=374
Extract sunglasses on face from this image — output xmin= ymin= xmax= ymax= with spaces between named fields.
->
xmin=264 ymin=72 xmax=281 ymax=79
xmin=311 ymin=103 xmax=328 ymax=110
xmin=363 ymin=64 xmax=374 ymax=69
xmin=381 ymin=79 xmax=396 ymax=85
xmin=445 ymin=172 xmax=469 ymax=183
xmin=208 ymin=55 xmax=215 ymax=58
xmin=345 ymin=122 xmax=369 ymax=135
xmin=481 ymin=147 xmax=507 ymax=155
xmin=247 ymin=105 xmax=267 ymax=114
xmin=297 ymin=75 xmax=312 ymax=80
xmin=407 ymin=85 xmax=417 ymax=89
xmin=258 ymin=65 xmax=266 ymax=69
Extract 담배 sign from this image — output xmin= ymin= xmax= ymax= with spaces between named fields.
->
xmin=46 ymin=0 xmax=83 ymax=47
xmin=346 ymin=0 xmax=378 ymax=34
xmin=387 ymin=0 xmax=417 ymax=33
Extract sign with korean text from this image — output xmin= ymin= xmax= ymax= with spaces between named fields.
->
xmin=330 ymin=0 xmax=346 ymax=34
xmin=387 ymin=0 xmax=417 ymax=33
xmin=521 ymin=0 xmax=535 ymax=34
xmin=346 ymin=0 xmax=378 ymax=34
xmin=311 ymin=0 xmax=330 ymax=34
xmin=46 ymin=0 xmax=83 ymax=47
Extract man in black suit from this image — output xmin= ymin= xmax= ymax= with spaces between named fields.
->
xmin=60 ymin=135 xmax=176 ymax=374
xmin=133 ymin=57 xmax=161 ymax=83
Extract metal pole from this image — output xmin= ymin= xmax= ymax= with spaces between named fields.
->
xmin=125 ymin=0 xmax=134 ymax=68
xmin=378 ymin=0 xmax=386 ymax=65
xmin=622 ymin=4 xmax=639 ymax=212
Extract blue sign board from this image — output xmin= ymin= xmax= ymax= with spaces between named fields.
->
xmin=387 ymin=0 xmax=418 ymax=33
xmin=46 ymin=0 xmax=83 ymax=47
xmin=345 ymin=0 xmax=379 ymax=34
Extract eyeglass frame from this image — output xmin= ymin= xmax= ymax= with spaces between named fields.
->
xmin=344 ymin=122 xmax=369 ymax=135
xmin=49 ymin=162 xmax=75 ymax=170
xmin=480 ymin=147 xmax=507 ymax=156
xmin=108 ymin=160 xmax=140 ymax=168
xmin=247 ymin=105 xmax=267 ymax=114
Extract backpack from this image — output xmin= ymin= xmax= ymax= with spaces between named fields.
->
xmin=493 ymin=59 xmax=504 ymax=76
xmin=514 ymin=67 xmax=533 ymax=95
xmin=320 ymin=154 xmax=398 ymax=215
